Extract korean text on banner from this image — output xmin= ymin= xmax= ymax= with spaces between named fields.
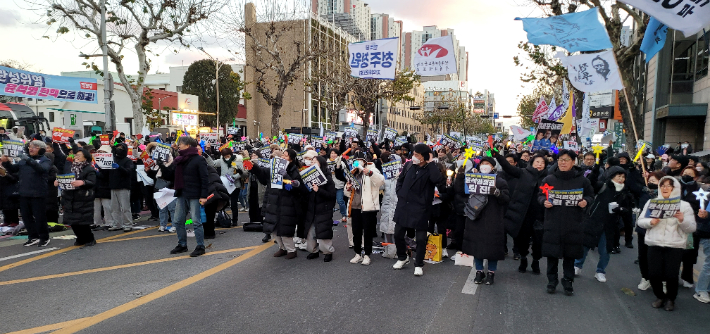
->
xmin=645 ymin=197 xmax=681 ymax=219
xmin=2 ymin=140 xmax=24 ymax=157
xmin=300 ymin=166 xmax=328 ymax=190
xmin=548 ymin=188 xmax=584 ymax=206
xmin=99 ymin=134 xmax=110 ymax=145
xmin=270 ymin=157 xmax=288 ymax=189
xmin=382 ymin=128 xmax=398 ymax=141
xmin=349 ymin=37 xmax=399 ymax=80
xmin=93 ymin=152 xmax=114 ymax=169
xmin=557 ymin=50 xmax=624 ymax=93
xmin=52 ymin=128 xmax=75 ymax=144
xmin=464 ymin=173 xmax=496 ymax=195
xmin=515 ymin=8 xmax=613 ymax=53
xmin=0 ymin=66 xmax=98 ymax=104
xmin=57 ymin=174 xmax=76 ymax=190
xmin=619 ymin=0 xmax=710 ymax=37
xmin=202 ymin=133 xmax=219 ymax=146
xmin=152 ymin=143 xmax=172 ymax=161
xmin=382 ymin=160 xmax=402 ymax=180
xmin=413 ymin=35 xmax=458 ymax=76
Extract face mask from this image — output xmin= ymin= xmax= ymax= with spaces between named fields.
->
xmin=682 ymin=175 xmax=694 ymax=183
xmin=305 ymin=159 xmax=313 ymax=166
xmin=697 ymin=167 xmax=703 ymax=172
xmin=479 ymin=164 xmax=492 ymax=174
xmin=411 ymin=156 xmax=421 ymax=165
xmin=648 ymin=183 xmax=658 ymax=190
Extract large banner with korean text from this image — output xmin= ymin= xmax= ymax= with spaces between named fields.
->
xmin=0 ymin=66 xmax=98 ymax=104
xmin=348 ymin=37 xmax=399 ymax=80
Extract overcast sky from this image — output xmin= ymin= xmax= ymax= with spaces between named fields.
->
xmin=1 ymin=0 xmax=544 ymax=128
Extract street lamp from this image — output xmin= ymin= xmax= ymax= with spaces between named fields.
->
xmin=198 ymin=47 xmax=235 ymax=134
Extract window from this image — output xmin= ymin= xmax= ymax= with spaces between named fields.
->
xmin=176 ymin=86 xmax=182 ymax=92
xmin=672 ymin=40 xmax=696 ymax=94
xmin=39 ymin=112 xmax=44 ymax=118
xmin=49 ymin=112 xmax=55 ymax=122
xmin=696 ymin=35 xmax=709 ymax=81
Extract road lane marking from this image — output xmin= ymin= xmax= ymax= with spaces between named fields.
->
xmin=0 ymin=227 xmax=157 ymax=274
xmin=51 ymin=242 xmax=274 ymax=334
xmin=6 ymin=317 xmax=92 ymax=334
xmin=0 ymin=247 xmax=59 ymax=262
xmin=102 ymin=226 xmax=243 ymax=243
xmin=461 ymin=267 xmax=479 ymax=295
xmin=0 ymin=245 xmax=261 ymax=286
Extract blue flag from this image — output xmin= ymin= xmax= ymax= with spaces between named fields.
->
xmin=640 ymin=17 xmax=668 ymax=63
xmin=515 ymin=8 xmax=612 ymax=53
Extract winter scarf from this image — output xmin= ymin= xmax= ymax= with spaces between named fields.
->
xmin=71 ymin=160 xmax=90 ymax=177
xmin=222 ymin=155 xmax=236 ymax=168
xmin=173 ymin=147 xmax=198 ymax=191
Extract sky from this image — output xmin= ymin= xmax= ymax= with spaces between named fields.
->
xmin=0 ymin=0 xmax=544 ymax=129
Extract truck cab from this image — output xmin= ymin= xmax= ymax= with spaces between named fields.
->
xmin=0 ymin=102 xmax=50 ymax=138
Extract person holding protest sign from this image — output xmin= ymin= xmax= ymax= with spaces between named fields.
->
xmin=379 ymin=152 xmax=400 ymax=244
xmin=2 ymin=140 xmax=53 ymax=247
xmin=462 ymin=156 xmax=510 ymax=285
xmin=345 ymin=151 xmax=385 ymax=266
xmin=392 ymin=144 xmax=443 ymax=276
xmin=55 ymin=149 xmax=97 ymax=246
xmin=329 ymin=149 xmax=349 ymax=225
xmin=303 ymin=155 xmax=337 ymax=262
xmin=493 ymin=151 xmax=548 ymax=274
xmin=108 ymin=143 xmax=134 ymax=232
xmin=539 ymin=149 xmax=594 ymax=296
xmin=638 ymin=176 xmax=697 ymax=311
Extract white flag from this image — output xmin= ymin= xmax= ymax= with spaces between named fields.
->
xmin=619 ymin=0 xmax=710 ymax=37
xmin=557 ymin=50 xmax=624 ymax=93
xmin=510 ymin=125 xmax=532 ymax=141
xmin=413 ymin=36 xmax=458 ymax=76
xmin=349 ymin=37 xmax=399 ymax=80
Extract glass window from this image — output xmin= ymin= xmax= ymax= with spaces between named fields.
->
xmin=671 ymin=40 xmax=696 ymax=94
xmin=49 ymin=112 xmax=55 ymax=122
xmin=696 ymin=35 xmax=709 ymax=81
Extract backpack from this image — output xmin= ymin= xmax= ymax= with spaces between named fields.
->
xmin=464 ymin=194 xmax=488 ymax=221
xmin=216 ymin=210 xmax=232 ymax=228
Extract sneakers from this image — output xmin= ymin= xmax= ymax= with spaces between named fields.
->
xmin=262 ymin=234 xmax=271 ymax=243
xmin=441 ymin=249 xmax=449 ymax=258
xmin=186 ymin=229 xmax=195 ymax=238
xmin=107 ymin=226 xmax=122 ymax=231
xmin=296 ymin=242 xmax=307 ymax=251
xmin=123 ymin=227 xmax=132 ymax=232
xmin=350 ymin=254 xmax=363 ymax=264
xmin=158 ymin=226 xmax=166 ymax=232
xmin=682 ymin=280 xmax=694 ymax=288
xmin=651 ymin=299 xmax=665 ymax=308
xmin=361 ymin=255 xmax=371 ymax=265
xmin=574 ymin=266 xmax=582 ymax=276
xmin=190 ymin=246 xmax=205 ymax=257
xmin=23 ymin=238 xmax=40 ymax=247
xmin=638 ymin=278 xmax=651 ymax=291
xmin=595 ymin=273 xmax=607 ymax=283
xmin=168 ymin=227 xmax=176 ymax=233
xmin=473 ymin=271 xmax=485 ymax=284
xmin=170 ymin=244 xmax=188 ymax=254
xmin=38 ymin=239 xmax=50 ymax=247
xmin=485 ymin=272 xmax=495 ymax=285
xmin=414 ymin=267 xmax=423 ymax=276
xmin=694 ymin=292 xmax=710 ymax=304
xmin=392 ymin=256 xmax=410 ymax=269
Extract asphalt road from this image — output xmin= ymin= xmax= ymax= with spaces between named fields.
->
xmin=1 ymin=211 xmax=708 ymax=334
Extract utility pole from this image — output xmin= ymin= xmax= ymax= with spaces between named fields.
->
xmin=100 ymin=0 xmax=113 ymax=132
xmin=199 ymin=48 xmax=235 ymax=135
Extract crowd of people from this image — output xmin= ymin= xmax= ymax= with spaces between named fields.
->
xmin=0 ymin=127 xmax=708 ymax=311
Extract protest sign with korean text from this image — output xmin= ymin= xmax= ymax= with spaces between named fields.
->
xmin=366 ymin=129 xmax=378 ymax=143
xmin=464 ymin=173 xmax=496 ymax=195
xmin=439 ymin=134 xmax=462 ymax=150
xmin=57 ymin=174 xmax=76 ymax=190
xmin=563 ymin=141 xmax=579 ymax=152
xmin=270 ymin=157 xmax=288 ymax=189
xmin=344 ymin=166 xmax=361 ymax=190
xmin=0 ymin=66 xmax=97 ymax=104
xmin=93 ymin=152 xmax=114 ymax=169
xmin=349 ymin=37 xmax=399 ymax=80
xmin=52 ymin=127 xmax=75 ymax=144
xmin=139 ymin=150 xmax=154 ymax=168
xmin=231 ymin=141 xmax=246 ymax=153
xmin=344 ymin=127 xmax=358 ymax=139
xmin=413 ymin=36 xmax=458 ymax=76
xmin=2 ymin=139 xmax=24 ymax=157
xmin=533 ymin=120 xmax=563 ymax=151
xmin=259 ymin=146 xmax=272 ymax=160
xmin=645 ymin=197 xmax=681 ymax=219
xmin=382 ymin=160 xmax=402 ymax=180
xmin=202 ymin=133 xmax=219 ymax=146
xmin=394 ymin=136 xmax=408 ymax=147
xmin=151 ymin=143 xmax=172 ymax=162
xmin=558 ymin=50 xmax=624 ymax=93
xmin=300 ymin=165 xmax=328 ymax=190
xmin=288 ymin=134 xmax=304 ymax=145
xmin=256 ymin=158 xmax=271 ymax=168
xmin=619 ymin=0 xmax=710 ymax=37
xmin=99 ymin=134 xmax=110 ymax=146
xmin=382 ymin=127 xmax=398 ymax=141
xmin=548 ymin=188 xmax=584 ymax=206
xmin=311 ymin=136 xmax=324 ymax=149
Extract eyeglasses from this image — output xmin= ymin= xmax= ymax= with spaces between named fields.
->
xmin=558 ymin=158 xmax=573 ymax=163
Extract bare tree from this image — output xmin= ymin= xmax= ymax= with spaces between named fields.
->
xmin=350 ymin=70 xmax=420 ymax=136
xmin=307 ymin=46 xmax=357 ymax=131
xmin=31 ymin=0 xmax=224 ymax=131
xmin=514 ymin=0 xmax=647 ymax=152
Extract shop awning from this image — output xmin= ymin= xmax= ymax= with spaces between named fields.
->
xmin=47 ymin=108 xmax=105 ymax=114
xmin=655 ymin=104 xmax=708 ymax=119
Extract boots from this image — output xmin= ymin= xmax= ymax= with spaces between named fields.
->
xmin=531 ymin=259 xmax=541 ymax=274
xmin=547 ymin=279 xmax=558 ymax=294
xmin=561 ymin=278 xmax=574 ymax=296
xmin=518 ymin=257 xmax=528 ymax=273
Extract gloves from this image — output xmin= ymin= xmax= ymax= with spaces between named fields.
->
xmin=243 ymin=160 xmax=253 ymax=170
xmin=492 ymin=187 xmax=500 ymax=197
xmin=291 ymin=180 xmax=300 ymax=188
xmin=284 ymin=183 xmax=292 ymax=191
xmin=112 ymin=163 xmax=119 ymax=169
xmin=19 ymin=153 xmax=30 ymax=161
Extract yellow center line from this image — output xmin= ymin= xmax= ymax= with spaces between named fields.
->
xmin=6 ymin=317 xmax=92 ymax=334
xmin=50 ymin=242 xmax=274 ymax=334
xmin=0 ymin=245 xmax=260 ymax=286
xmin=0 ymin=227 xmax=157 ymax=274
xmin=102 ymin=226 xmax=243 ymax=243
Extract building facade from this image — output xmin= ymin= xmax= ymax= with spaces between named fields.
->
xmin=312 ymin=0 xmax=370 ymax=40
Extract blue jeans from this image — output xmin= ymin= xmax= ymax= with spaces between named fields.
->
xmin=474 ymin=258 xmax=498 ymax=272
xmin=575 ymin=234 xmax=610 ymax=274
xmin=174 ymin=197 xmax=204 ymax=247
xmin=696 ymin=238 xmax=710 ymax=294
xmin=336 ymin=188 xmax=347 ymax=217
xmin=159 ymin=200 xmax=176 ymax=228
xmin=239 ymin=187 xmax=249 ymax=209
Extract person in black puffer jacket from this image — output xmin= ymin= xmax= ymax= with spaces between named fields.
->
xmin=249 ymin=149 xmax=307 ymax=259
xmin=577 ymin=166 xmax=633 ymax=283
xmin=57 ymin=149 xmax=97 ymax=246
xmin=613 ymin=151 xmax=645 ymax=251
xmin=303 ymin=156 xmax=336 ymax=262
xmin=92 ymin=146 xmax=114 ymax=230
xmin=494 ymin=151 xmax=548 ymax=274
xmin=693 ymin=179 xmax=710 ymax=302
xmin=44 ymin=152 xmax=59 ymax=225
xmin=3 ymin=140 xmax=53 ymax=246
xmin=108 ymin=143 xmax=134 ymax=232
xmin=539 ymin=150 xmax=595 ymax=296
xmin=202 ymin=162 xmax=230 ymax=239
xmin=679 ymin=166 xmax=703 ymax=288
xmin=0 ymin=157 xmax=20 ymax=226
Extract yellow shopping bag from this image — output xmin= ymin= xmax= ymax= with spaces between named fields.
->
xmin=424 ymin=233 xmax=443 ymax=262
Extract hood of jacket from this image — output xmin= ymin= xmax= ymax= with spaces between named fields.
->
xmin=657 ymin=176 xmax=682 ymax=199
xmin=113 ymin=143 xmax=128 ymax=160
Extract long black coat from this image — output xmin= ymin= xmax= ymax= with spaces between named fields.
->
xmin=494 ymin=154 xmax=547 ymax=238
xmin=538 ymin=166 xmax=595 ymax=259
xmin=393 ymin=162 xmax=444 ymax=230
xmin=251 ymin=162 xmax=307 ymax=237
xmin=462 ymin=176 xmax=510 ymax=260
xmin=5 ymin=155 xmax=52 ymax=198
xmin=304 ymin=171 xmax=336 ymax=240
xmin=453 ymin=171 xmax=467 ymax=216
xmin=582 ymin=177 xmax=633 ymax=252
xmin=94 ymin=168 xmax=111 ymax=199
xmin=109 ymin=144 xmax=133 ymax=190
xmin=61 ymin=164 xmax=97 ymax=226
xmin=0 ymin=162 xmax=19 ymax=211
xmin=160 ymin=153 xmax=209 ymax=199
xmin=204 ymin=165 xmax=230 ymax=211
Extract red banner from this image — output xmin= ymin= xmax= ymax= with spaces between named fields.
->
xmin=100 ymin=134 xmax=110 ymax=146
xmin=532 ymin=97 xmax=549 ymax=123
xmin=52 ymin=127 xmax=75 ymax=144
